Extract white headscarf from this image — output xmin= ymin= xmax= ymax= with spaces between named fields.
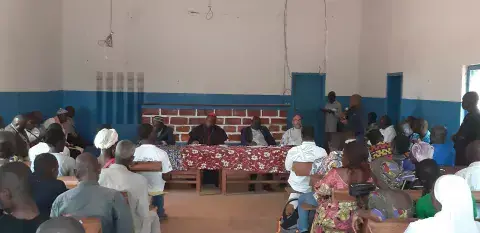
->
xmin=94 ymin=128 xmax=118 ymax=149
xmin=405 ymin=175 xmax=480 ymax=233
xmin=411 ymin=141 xmax=434 ymax=162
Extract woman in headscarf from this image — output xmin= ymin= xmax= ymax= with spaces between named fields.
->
xmin=415 ymin=159 xmax=477 ymax=219
xmin=94 ymin=128 xmax=119 ymax=168
xmin=352 ymin=157 xmax=413 ymax=231
xmin=405 ymin=175 xmax=480 ymax=233
xmin=310 ymin=141 xmax=371 ymax=233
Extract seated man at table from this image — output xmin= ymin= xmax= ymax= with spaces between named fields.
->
xmin=51 ymin=153 xmax=133 ymax=233
xmin=188 ymin=112 xmax=228 ymax=145
xmin=0 ymin=162 xmax=49 ymax=232
xmin=284 ymin=126 xmax=327 ymax=212
xmin=4 ymin=114 xmax=30 ymax=161
xmin=241 ymin=116 xmax=276 ymax=146
xmin=44 ymin=109 xmax=68 ymax=133
xmin=37 ymin=216 xmax=85 ymax=233
xmin=100 ymin=140 xmax=160 ymax=233
xmin=281 ymin=114 xmax=302 ymax=146
xmin=25 ymin=111 xmax=46 ymax=147
xmin=153 ymin=116 xmax=175 ymax=146
xmin=31 ymin=153 xmax=68 ymax=217
xmin=135 ymin=124 xmax=172 ymax=220
xmin=30 ymin=127 xmax=75 ymax=176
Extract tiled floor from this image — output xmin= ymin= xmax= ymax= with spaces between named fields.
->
xmin=161 ymin=191 xmax=286 ymax=233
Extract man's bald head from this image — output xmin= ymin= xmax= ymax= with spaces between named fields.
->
xmin=0 ymin=131 xmax=15 ymax=159
xmin=115 ymin=140 xmax=135 ymax=166
xmin=350 ymin=94 xmax=362 ymax=107
xmin=467 ymin=140 xmax=480 ymax=164
xmin=11 ymin=114 xmax=27 ymax=131
xmin=36 ymin=217 xmax=85 ymax=233
xmin=75 ymin=153 xmax=100 ymax=182
xmin=0 ymin=162 xmax=33 ymax=211
xmin=462 ymin=92 xmax=479 ymax=112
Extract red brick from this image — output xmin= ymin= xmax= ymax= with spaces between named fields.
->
xmin=279 ymin=110 xmax=288 ymax=117
xmin=228 ymin=134 xmax=241 ymax=141
xmin=271 ymin=118 xmax=286 ymax=125
xmin=189 ymin=117 xmax=205 ymax=125
xmin=247 ymin=110 xmax=260 ymax=117
xmin=281 ymin=125 xmax=288 ymax=131
xmin=142 ymin=117 xmax=151 ymax=124
xmin=175 ymin=126 xmax=191 ymax=133
xmin=180 ymin=134 xmax=190 ymax=142
xmin=163 ymin=117 xmax=170 ymax=124
xmin=174 ymin=134 xmax=180 ymax=141
xmin=161 ymin=109 xmax=178 ymax=116
xmin=261 ymin=118 xmax=270 ymax=125
xmin=272 ymin=133 xmax=283 ymax=140
xmin=268 ymin=125 xmax=280 ymax=132
xmin=223 ymin=126 xmax=237 ymax=132
xmin=225 ymin=118 xmax=242 ymax=125
xmin=216 ymin=118 xmax=225 ymax=125
xmin=233 ymin=109 xmax=246 ymax=117
xmin=179 ymin=109 xmax=195 ymax=116
xmin=197 ymin=109 xmax=214 ymax=116
xmin=262 ymin=110 xmax=279 ymax=117
xmin=242 ymin=118 xmax=252 ymax=125
xmin=215 ymin=109 xmax=232 ymax=116
xmin=170 ymin=117 xmax=188 ymax=125
xmin=142 ymin=108 xmax=159 ymax=115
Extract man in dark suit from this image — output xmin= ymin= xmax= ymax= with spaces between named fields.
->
xmin=188 ymin=113 xmax=228 ymax=145
xmin=153 ymin=116 xmax=175 ymax=145
xmin=240 ymin=116 xmax=276 ymax=146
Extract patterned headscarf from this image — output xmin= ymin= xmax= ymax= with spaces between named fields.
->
xmin=411 ymin=141 xmax=434 ymax=162
xmin=370 ymin=157 xmax=413 ymax=189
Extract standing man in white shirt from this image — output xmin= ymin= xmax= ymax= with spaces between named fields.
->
xmin=379 ymin=115 xmax=396 ymax=143
xmin=322 ymin=91 xmax=342 ymax=151
xmin=134 ymin=124 xmax=173 ymax=220
xmin=281 ymin=114 xmax=303 ymax=146
xmin=99 ymin=140 xmax=160 ymax=233
xmin=284 ymin=126 xmax=327 ymax=212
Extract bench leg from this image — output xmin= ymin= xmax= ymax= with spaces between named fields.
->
xmin=195 ymin=169 xmax=202 ymax=194
xmin=222 ymin=169 xmax=228 ymax=195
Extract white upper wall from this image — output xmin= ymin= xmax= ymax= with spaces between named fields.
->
xmin=0 ymin=0 xmax=62 ymax=92
xmin=359 ymin=0 xmax=480 ymax=102
xmin=62 ymin=0 xmax=362 ymax=96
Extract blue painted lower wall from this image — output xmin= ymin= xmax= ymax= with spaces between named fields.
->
xmin=0 ymin=91 xmax=462 ymax=145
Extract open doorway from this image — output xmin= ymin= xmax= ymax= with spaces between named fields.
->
xmin=386 ymin=73 xmax=403 ymax=125
xmin=466 ymin=65 xmax=480 ymax=109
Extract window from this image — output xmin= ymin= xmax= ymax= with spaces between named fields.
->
xmin=462 ymin=65 xmax=480 ymax=120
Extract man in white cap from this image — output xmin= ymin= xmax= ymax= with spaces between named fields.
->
xmin=94 ymin=128 xmax=119 ymax=168
xmin=44 ymin=109 xmax=69 ymax=131
xmin=99 ymin=140 xmax=161 ymax=233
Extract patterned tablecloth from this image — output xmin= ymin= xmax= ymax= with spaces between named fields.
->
xmin=158 ymin=145 xmax=186 ymax=171
xmin=180 ymin=146 xmax=290 ymax=173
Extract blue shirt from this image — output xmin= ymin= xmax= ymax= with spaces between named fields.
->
xmin=432 ymin=144 xmax=455 ymax=166
xmin=30 ymin=173 xmax=68 ymax=217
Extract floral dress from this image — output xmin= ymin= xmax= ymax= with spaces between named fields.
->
xmin=311 ymin=169 xmax=370 ymax=233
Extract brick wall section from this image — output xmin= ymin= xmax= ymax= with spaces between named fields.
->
xmin=142 ymin=108 xmax=288 ymax=143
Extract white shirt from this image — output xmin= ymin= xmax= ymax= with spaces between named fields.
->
xmin=251 ymin=128 xmax=268 ymax=146
xmin=29 ymin=142 xmax=71 ymax=173
xmin=285 ymin=141 xmax=327 ymax=193
xmin=281 ymin=128 xmax=302 ymax=146
xmin=380 ymin=125 xmax=397 ymax=143
xmin=99 ymin=164 xmax=155 ymax=233
xmin=133 ymin=145 xmax=173 ymax=194
xmin=52 ymin=152 xmax=75 ymax=176
xmin=456 ymin=162 xmax=480 ymax=191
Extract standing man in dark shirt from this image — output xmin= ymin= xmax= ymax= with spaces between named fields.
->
xmin=30 ymin=153 xmax=68 ymax=217
xmin=0 ymin=162 xmax=49 ymax=233
xmin=188 ymin=113 xmax=228 ymax=145
xmin=153 ymin=116 xmax=175 ymax=145
xmin=453 ymin=92 xmax=480 ymax=166
xmin=341 ymin=94 xmax=365 ymax=142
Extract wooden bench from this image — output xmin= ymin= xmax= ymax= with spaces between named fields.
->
xmin=58 ymin=176 xmax=79 ymax=189
xmin=363 ymin=218 xmax=416 ymax=233
xmin=165 ymin=169 xmax=203 ymax=194
xmin=80 ymin=217 xmax=102 ymax=233
xmin=129 ymin=162 xmax=162 ymax=172
xmin=221 ymin=169 xmax=288 ymax=195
